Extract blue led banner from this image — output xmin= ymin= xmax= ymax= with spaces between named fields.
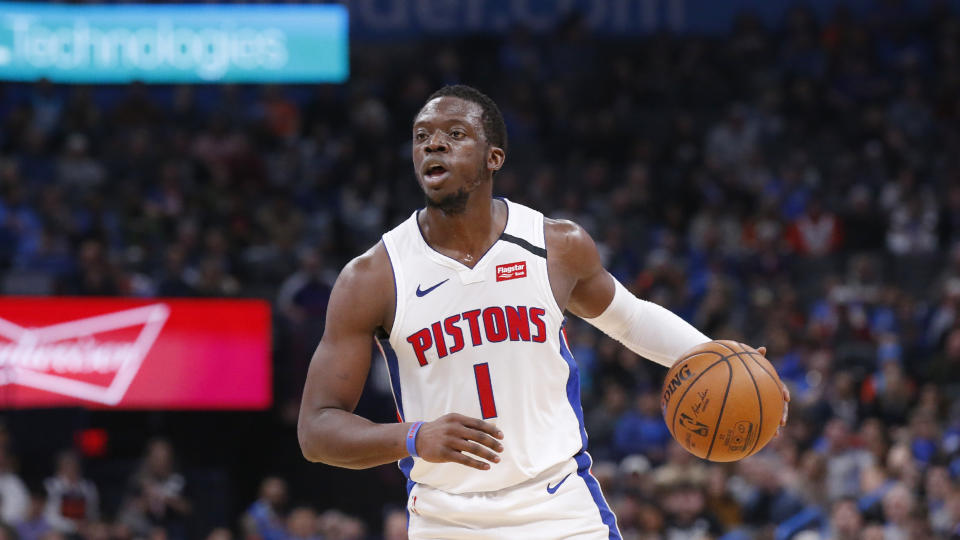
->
xmin=0 ymin=3 xmax=348 ymax=83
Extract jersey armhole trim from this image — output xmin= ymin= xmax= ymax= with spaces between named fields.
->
xmin=541 ymin=216 xmax=565 ymax=319
xmin=499 ymin=232 xmax=547 ymax=258
xmin=380 ymin=238 xmax=404 ymax=345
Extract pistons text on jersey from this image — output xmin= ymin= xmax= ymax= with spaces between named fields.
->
xmin=406 ymin=306 xmax=547 ymax=366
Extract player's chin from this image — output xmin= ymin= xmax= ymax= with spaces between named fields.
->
xmin=424 ymin=186 xmax=470 ymax=214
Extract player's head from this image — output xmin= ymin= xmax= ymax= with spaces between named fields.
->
xmin=412 ymin=85 xmax=507 ymax=214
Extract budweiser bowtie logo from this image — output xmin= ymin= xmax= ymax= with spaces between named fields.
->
xmin=0 ymin=304 xmax=170 ymax=405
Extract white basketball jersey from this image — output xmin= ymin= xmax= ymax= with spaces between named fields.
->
xmin=378 ymin=198 xmax=588 ymax=494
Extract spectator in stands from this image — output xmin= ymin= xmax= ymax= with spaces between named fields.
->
xmin=703 ymin=465 xmax=741 ymax=530
xmin=15 ymin=487 xmax=51 ymax=540
xmin=43 ymin=450 xmax=99 ymax=535
xmin=206 ymin=527 xmax=233 ymax=540
xmin=656 ymin=467 xmax=723 ymax=539
xmin=241 ymin=477 xmax=287 ymax=540
xmin=155 ymin=244 xmax=197 ymax=297
xmin=0 ymin=524 xmax=18 ymax=540
xmin=0 ymin=448 xmax=28 ymax=527
xmin=124 ymin=439 xmax=191 ymax=540
xmin=83 ymin=521 xmax=111 ymax=540
xmin=861 ymin=340 xmax=916 ymax=425
xmin=705 ymin=104 xmax=758 ymax=169
xmin=881 ymin=483 xmax=915 ymax=540
xmin=612 ymin=390 xmax=672 ymax=463
xmin=583 ymin=381 xmax=628 ymax=462
xmin=65 ymin=238 xmax=123 ymax=296
xmin=816 ymin=417 xmax=874 ymax=501
xmin=56 ymin=133 xmax=104 ymax=195
xmin=826 ymin=497 xmax=862 ymax=540
xmin=381 ymin=508 xmax=407 ymax=540
xmin=285 ymin=507 xmax=320 ymax=540
xmin=785 ymin=197 xmax=844 ymax=258
xmin=926 ymin=465 xmax=955 ymax=536
xmin=275 ymin=247 xmax=333 ymax=406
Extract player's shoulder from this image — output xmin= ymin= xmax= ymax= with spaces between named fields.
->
xmin=543 ymin=217 xmax=597 ymax=256
xmin=324 ymin=241 xmax=396 ymax=331
xmin=336 ymin=241 xmax=393 ymax=291
xmin=543 ymin=217 xmax=602 ymax=277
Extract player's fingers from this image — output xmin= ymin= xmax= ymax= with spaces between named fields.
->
xmin=459 ymin=427 xmax=504 ymax=453
xmin=451 ymin=439 xmax=501 ymax=464
xmin=757 ymin=346 xmax=767 ymax=356
xmin=444 ymin=449 xmax=491 ymax=471
xmin=779 ymin=387 xmax=790 ymax=430
xmin=462 ymin=416 xmax=504 ymax=440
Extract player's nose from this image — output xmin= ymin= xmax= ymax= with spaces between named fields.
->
xmin=425 ymin=131 xmax=448 ymax=153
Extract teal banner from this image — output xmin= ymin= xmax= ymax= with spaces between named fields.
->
xmin=0 ymin=3 xmax=348 ymax=83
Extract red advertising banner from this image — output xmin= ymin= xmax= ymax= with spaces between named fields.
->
xmin=0 ymin=297 xmax=271 ymax=410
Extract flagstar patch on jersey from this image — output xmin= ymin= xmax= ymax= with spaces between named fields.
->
xmin=496 ymin=261 xmax=526 ymax=282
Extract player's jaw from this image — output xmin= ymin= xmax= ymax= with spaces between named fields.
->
xmin=424 ymin=187 xmax=470 ymax=214
xmin=417 ymin=158 xmax=487 ymax=215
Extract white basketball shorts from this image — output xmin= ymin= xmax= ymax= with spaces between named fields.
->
xmin=406 ymin=452 xmax=621 ymax=540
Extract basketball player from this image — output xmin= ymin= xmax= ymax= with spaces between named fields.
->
xmin=297 ymin=85 xmax=789 ymax=539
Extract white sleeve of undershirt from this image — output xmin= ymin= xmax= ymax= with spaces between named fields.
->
xmin=582 ymin=279 xmax=711 ymax=368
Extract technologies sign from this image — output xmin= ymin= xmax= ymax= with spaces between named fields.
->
xmin=0 ymin=2 xmax=348 ymax=83
xmin=0 ymin=297 xmax=271 ymax=409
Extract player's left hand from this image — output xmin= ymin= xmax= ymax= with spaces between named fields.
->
xmin=757 ymin=346 xmax=789 ymax=436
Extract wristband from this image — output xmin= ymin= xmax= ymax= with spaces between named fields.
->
xmin=406 ymin=421 xmax=424 ymax=458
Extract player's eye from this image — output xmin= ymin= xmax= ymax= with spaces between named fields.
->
xmin=450 ymin=130 xmax=465 ymax=139
xmin=415 ymin=132 xmax=428 ymax=142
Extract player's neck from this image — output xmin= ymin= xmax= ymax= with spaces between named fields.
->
xmin=420 ymin=196 xmax=506 ymax=268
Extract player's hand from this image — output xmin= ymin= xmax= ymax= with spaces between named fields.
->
xmin=413 ymin=413 xmax=504 ymax=470
xmin=757 ymin=346 xmax=790 ymax=435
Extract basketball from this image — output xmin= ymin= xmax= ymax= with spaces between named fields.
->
xmin=661 ymin=340 xmax=784 ymax=462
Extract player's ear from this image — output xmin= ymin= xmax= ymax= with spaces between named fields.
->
xmin=487 ymin=146 xmax=505 ymax=173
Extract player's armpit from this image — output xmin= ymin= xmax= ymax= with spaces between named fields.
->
xmin=296 ymin=242 xmax=409 ymax=469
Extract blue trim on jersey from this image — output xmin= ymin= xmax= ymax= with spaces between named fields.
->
xmin=400 ymin=457 xmax=415 ymax=492
xmin=575 ymin=452 xmax=622 ymax=540
xmin=380 ymin=239 xmax=398 ymax=335
xmin=558 ymin=327 xmax=589 ymax=449
xmin=560 ymin=328 xmax=622 ymax=540
xmin=378 ymin=338 xmax=405 ymax=420
xmin=378 ymin=338 xmax=417 ymax=526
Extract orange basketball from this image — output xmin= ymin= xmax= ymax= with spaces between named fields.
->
xmin=661 ymin=340 xmax=784 ymax=462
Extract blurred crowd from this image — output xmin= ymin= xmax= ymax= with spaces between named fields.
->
xmin=0 ymin=430 xmax=388 ymax=540
xmin=3 ymin=1 xmax=960 ymax=539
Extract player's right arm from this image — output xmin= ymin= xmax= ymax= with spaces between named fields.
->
xmin=297 ymin=243 xmax=504 ymax=470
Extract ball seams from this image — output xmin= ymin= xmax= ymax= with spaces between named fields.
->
xmin=667 ymin=355 xmax=728 ymax=440
xmin=704 ymin=358 xmax=733 ymax=461
xmin=733 ymin=351 xmax=764 ymax=457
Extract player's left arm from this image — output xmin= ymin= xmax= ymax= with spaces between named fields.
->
xmin=548 ymin=219 xmax=789 ymax=426
xmin=548 ymin=218 xmax=711 ymax=367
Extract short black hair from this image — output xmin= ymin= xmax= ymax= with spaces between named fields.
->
xmin=423 ymin=85 xmax=508 ymax=154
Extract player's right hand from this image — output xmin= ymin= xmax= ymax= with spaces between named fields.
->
xmin=413 ymin=413 xmax=504 ymax=470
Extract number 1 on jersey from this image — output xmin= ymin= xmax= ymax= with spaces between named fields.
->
xmin=473 ymin=363 xmax=498 ymax=419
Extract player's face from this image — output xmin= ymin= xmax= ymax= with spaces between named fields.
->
xmin=412 ymin=97 xmax=501 ymax=210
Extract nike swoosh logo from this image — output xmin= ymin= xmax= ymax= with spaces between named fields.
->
xmin=546 ymin=473 xmax=571 ymax=494
xmin=415 ymin=279 xmax=449 ymax=297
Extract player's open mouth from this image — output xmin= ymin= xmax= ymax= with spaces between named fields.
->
xmin=423 ymin=164 xmax=449 ymax=184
